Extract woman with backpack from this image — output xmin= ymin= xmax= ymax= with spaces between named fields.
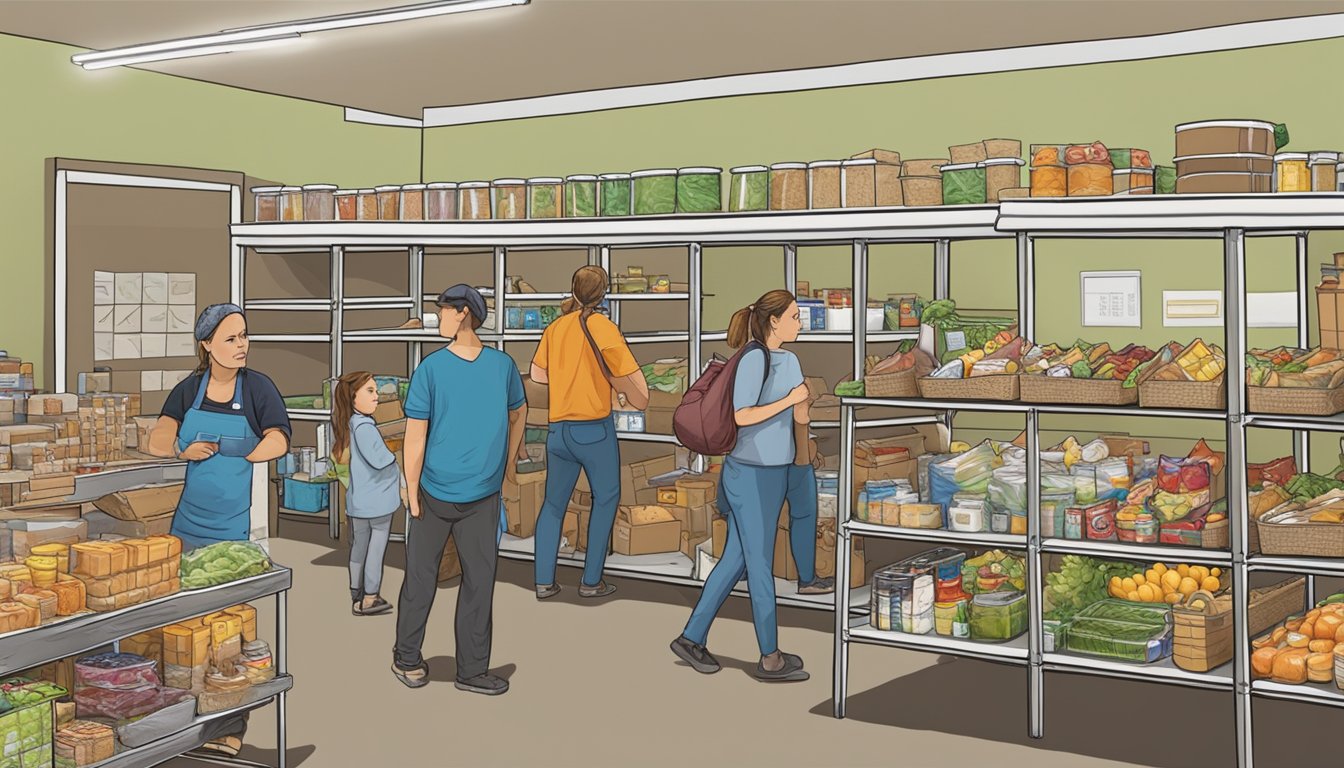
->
xmin=530 ymin=266 xmax=649 ymax=600
xmin=671 ymin=290 xmax=813 ymax=682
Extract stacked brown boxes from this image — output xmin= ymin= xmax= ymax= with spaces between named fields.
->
xmin=71 ymin=535 xmax=182 ymax=612
xmin=1318 ymin=253 xmax=1344 ymax=351
xmin=54 ymin=721 xmax=116 ymax=766
xmin=162 ymin=619 xmax=211 ymax=691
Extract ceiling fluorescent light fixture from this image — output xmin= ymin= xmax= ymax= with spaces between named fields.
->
xmin=77 ymin=35 xmax=299 ymax=70
xmin=72 ymin=0 xmax=526 ymax=69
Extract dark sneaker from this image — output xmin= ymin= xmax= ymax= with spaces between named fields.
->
xmin=754 ymin=652 xmax=809 ymax=683
xmin=670 ymin=636 xmax=721 ymax=674
xmin=578 ymin=581 xmax=617 ymax=599
xmin=797 ymin=577 xmax=835 ymax=595
xmin=536 ymin=583 xmax=561 ymax=600
xmin=455 ymin=674 xmax=509 ymax=696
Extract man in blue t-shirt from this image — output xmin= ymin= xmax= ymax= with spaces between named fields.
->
xmin=392 ymin=285 xmax=526 ymax=696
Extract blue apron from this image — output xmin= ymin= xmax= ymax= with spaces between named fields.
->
xmin=172 ymin=374 xmax=261 ymax=551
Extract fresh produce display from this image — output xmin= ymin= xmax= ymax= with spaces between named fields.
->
xmin=1023 ymin=341 xmax=1155 ymax=380
xmin=180 ymin=541 xmax=271 ymax=590
xmin=1250 ymin=595 xmax=1344 ymax=685
xmin=0 ymin=678 xmax=65 ymax=768
xmin=1106 ymin=562 xmax=1223 ymax=605
xmin=1060 ymin=599 xmax=1173 ymax=663
xmin=961 ymin=550 xmax=1027 ymax=594
xmin=834 ymin=380 xmax=865 ymax=397
xmin=1246 ymin=347 xmax=1344 ymax=387
xmin=928 ymin=330 xmax=1024 ymax=379
xmin=1145 ymin=339 xmax=1226 ymax=383
xmin=1043 ymin=555 xmax=1139 ymax=621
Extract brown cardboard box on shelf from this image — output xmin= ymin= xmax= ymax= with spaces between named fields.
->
xmin=614 ymin=505 xmax=681 ymax=556
xmin=666 ymin=504 xmax=714 ymax=542
xmin=773 ymin=525 xmax=798 ymax=582
xmin=0 ymin=425 xmax=57 ymax=447
xmin=621 ymin=455 xmax=678 ymax=505
xmin=503 ymin=470 xmax=545 ymax=539
xmin=851 ymin=424 xmax=946 ymax=498
xmin=559 ymin=506 xmax=580 ymax=555
xmin=91 ymin=484 xmax=182 ymax=522
xmin=121 ymin=630 xmax=164 ymax=671
xmin=526 ymin=407 xmax=549 ymax=427
xmin=11 ymin=519 xmax=87 ymax=559
xmin=83 ymin=511 xmax=173 ymax=539
xmin=523 ymin=376 xmax=549 ymax=409
xmin=1100 ymin=434 xmax=1151 ymax=460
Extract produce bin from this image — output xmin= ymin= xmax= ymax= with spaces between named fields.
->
xmin=918 ymin=375 xmax=1019 ymax=402
xmin=1254 ymin=516 xmax=1344 ymax=558
xmin=1138 ymin=376 xmax=1226 ymax=411
xmin=864 ymin=368 xmax=917 ymax=398
xmin=1247 ymin=385 xmax=1344 ymax=416
xmin=1248 ymin=577 xmax=1305 ymax=638
xmin=282 ymin=477 xmax=329 ymax=514
xmin=1172 ymin=593 xmax=1233 ymax=672
xmin=1019 ymin=375 xmax=1138 ymax=406
xmin=0 ymin=678 xmax=67 ymax=768
xmin=1060 ymin=600 xmax=1173 ymax=664
xmin=970 ymin=591 xmax=1027 ymax=641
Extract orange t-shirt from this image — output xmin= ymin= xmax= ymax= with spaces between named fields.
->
xmin=532 ymin=312 xmax=639 ymax=422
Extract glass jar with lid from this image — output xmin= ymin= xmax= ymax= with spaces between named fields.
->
xmin=356 ymin=189 xmax=379 ymax=220
xmin=425 ymin=183 xmax=458 ymax=220
xmin=251 ymin=186 xmax=282 ymax=222
xmin=1310 ymin=152 xmax=1339 ymax=192
xmin=493 ymin=179 xmax=526 ymax=220
xmin=279 ymin=186 xmax=304 ymax=221
xmin=302 ymin=184 xmax=336 ymax=221
xmin=769 ymin=163 xmax=808 ymax=211
xmin=1274 ymin=152 xmax=1310 ymax=193
xmin=675 ymin=167 xmax=721 ymax=213
xmin=459 ymin=182 xmax=491 ymax=220
xmin=399 ymin=184 xmax=426 ymax=221
xmin=375 ymin=185 xmax=400 ymax=220
xmin=527 ymin=177 xmax=563 ymax=219
xmin=598 ymin=173 xmax=632 ymax=216
xmin=564 ymin=175 xmax=598 ymax=218
xmin=632 ymin=169 xmax=677 ymax=215
xmin=333 ymin=190 xmax=358 ymax=221
xmin=728 ymin=166 xmax=768 ymax=212
xmin=808 ymin=161 xmax=842 ymax=209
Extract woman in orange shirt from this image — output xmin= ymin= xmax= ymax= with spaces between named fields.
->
xmin=531 ymin=266 xmax=649 ymax=599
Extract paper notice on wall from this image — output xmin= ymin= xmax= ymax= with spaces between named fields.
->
xmin=1247 ymin=291 xmax=1297 ymax=328
xmin=1163 ymin=290 xmax=1223 ymax=327
xmin=1081 ymin=271 xmax=1142 ymax=328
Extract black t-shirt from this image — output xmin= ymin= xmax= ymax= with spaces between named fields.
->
xmin=161 ymin=370 xmax=292 ymax=440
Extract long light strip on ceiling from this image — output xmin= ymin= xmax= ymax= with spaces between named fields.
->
xmin=71 ymin=0 xmax=527 ymax=69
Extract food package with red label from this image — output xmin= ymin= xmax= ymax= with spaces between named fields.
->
xmin=1248 ymin=456 xmax=1297 ymax=489
xmin=1083 ymin=499 xmax=1118 ymax=541
xmin=1157 ymin=455 xmax=1212 ymax=494
xmin=1159 ymin=518 xmax=1205 ymax=547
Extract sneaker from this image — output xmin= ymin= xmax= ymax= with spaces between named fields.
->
xmin=797 ymin=577 xmax=835 ymax=595
xmin=670 ymin=636 xmax=721 ymax=674
xmin=535 ymin=583 xmax=561 ymax=600
xmin=578 ymin=581 xmax=617 ymax=599
xmin=754 ymin=652 xmax=809 ymax=683
xmin=455 ymin=673 xmax=509 ymax=696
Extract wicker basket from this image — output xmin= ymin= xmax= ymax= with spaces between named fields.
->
xmin=917 ymin=375 xmax=1020 ymax=402
xmin=1247 ymin=577 xmax=1306 ymax=637
xmin=1248 ymin=385 xmax=1344 ymax=416
xmin=865 ymin=367 xmax=918 ymax=398
xmin=1138 ymin=376 xmax=1226 ymax=411
xmin=1172 ymin=592 xmax=1234 ymax=673
xmin=1255 ymin=517 xmax=1344 ymax=558
xmin=1200 ymin=518 xmax=1229 ymax=549
xmin=1019 ymin=375 xmax=1138 ymax=406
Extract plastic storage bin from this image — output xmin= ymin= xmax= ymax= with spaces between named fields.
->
xmin=1061 ymin=599 xmax=1173 ymax=663
xmin=333 ymin=190 xmax=358 ymax=221
xmin=729 ymin=166 xmax=769 ymax=212
xmin=373 ymin=185 xmax=399 ymax=220
xmin=302 ymin=184 xmax=336 ymax=221
xmin=458 ymin=182 xmax=491 ymax=220
xmin=598 ymin=173 xmax=632 ymax=216
xmin=279 ymin=186 xmax=304 ymax=221
xmin=564 ymin=175 xmax=598 ymax=218
xmin=970 ymin=591 xmax=1027 ymax=640
xmin=632 ymin=169 xmax=677 ymax=215
xmin=252 ymin=186 xmax=282 ymax=222
xmin=426 ymin=182 xmax=458 ymax=220
xmin=492 ymin=179 xmax=526 ymax=220
xmin=769 ymin=163 xmax=808 ymax=211
xmin=676 ymin=168 xmax=721 ymax=213
xmin=1274 ymin=153 xmax=1310 ymax=192
xmin=283 ymin=477 xmax=330 ymax=513
xmin=357 ymin=188 xmax=379 ymax=220
xmin=1310 ymin=152 xmax=1339 ymax=192
xmin=527 ymin=177 xmax=563 ymax=219
xmin=808 ymin=161 xmax=842 ymax=209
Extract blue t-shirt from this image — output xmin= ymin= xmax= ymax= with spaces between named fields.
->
xmin=730 ymin=347 xmax=803 ymax=467
xmin=403 ymin=347 xmax=525 ymax=504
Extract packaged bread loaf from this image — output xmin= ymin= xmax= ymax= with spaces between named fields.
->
xmin=949 ymin=142 xmax=988 ymax=164
xmin=0 ymin=600 xmax=38 ymax=632
xmin=17 ymin=589 xmax=57 ymax=621
xmin=49 ymin=578 xmax=86 ymax=616
xmin=902 ymin=159 xmax=948 ymax=178
xmin=72 ymin=541 xmax=129 ymax=578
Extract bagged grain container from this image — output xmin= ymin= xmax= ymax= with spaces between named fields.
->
xmin=1068 ymin=164 xmax=1114 ymax=196
xmin=941 ymin=164 xmax=986 ymax=205
xmin=852 ymin=149 xmax=901 ymax=164
xmin=984 ymin=158 xmax=1025 ymax=202
xmin=1175 ymin=119 xmax=1285 ymax=157
xmin=902 ymin=176 xmax=943 ymax=207
xmin=948 ymin=142 xmax=988 ymax=164
xmin=1113 ymin=168 xmax=1155 ymax=195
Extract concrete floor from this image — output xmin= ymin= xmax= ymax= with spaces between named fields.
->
xmin=164 ymin=525 xmax=1329 ymax=768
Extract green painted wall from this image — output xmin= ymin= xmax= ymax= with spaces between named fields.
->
xmin=0 ymin=34 xmax=420 ymax=383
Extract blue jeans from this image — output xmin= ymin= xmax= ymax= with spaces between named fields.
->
xmin=715 ymin=463 xmax=819 ymax=586
xmin=684 ymin=458 xmax=789 ymax=656
xmin=534 ymin=417 xmax=621 ymax=588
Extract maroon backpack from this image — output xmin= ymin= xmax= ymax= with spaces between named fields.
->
xmin=673 ymin=341 xmax=769 ymax=456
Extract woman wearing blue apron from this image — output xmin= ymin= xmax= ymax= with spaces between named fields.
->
xmin=146 ymin=303 xmax=291 ymax=757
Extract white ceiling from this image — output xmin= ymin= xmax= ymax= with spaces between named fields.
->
xmin=3 ymin=0 xmax=1344 ymax=119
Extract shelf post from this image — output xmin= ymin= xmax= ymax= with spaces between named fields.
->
xmin=784 ymin=244 xmax=798 ymax=294
xmin=408 ymin=246 xmax=424 ymax=373
xmin=1225 ymin=228 xmax=1251 ymax=768
xmin=276 ymin=589 xmax=288 ymax=768
xmin=934 ymin=239 xmax=950 ymax=301
xmin=328 ymin=246 xmax=345 ymax=542
xmin=1016 ymin=233 xmax=1035 ymax=341
xmin=689 ymin=243 xmax=704 ymax=474
xmin=493 ymin=246 xmax=507 ymax=337
xmin=833 ymin=401 xmax=855 ymax=719
xmin=1294 ymin=232 xmax=1315 ymax=608
xmin=1025 ymin=407 xmax=1044 ymax=739
xmin=852 ymin=240 xmax=868 ymax=381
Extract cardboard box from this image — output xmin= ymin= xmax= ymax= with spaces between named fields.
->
xmin=773 ymin=526 xmax=798 ymax=582
xmin=621 ymin=455 xmax=678 ymax=505
xmin=855 ymin=434 xmax=926 ymax=467
xmin=774 ymin=518 xmax=867 ymax=588
xmin=0 ymin=425 xmax=57 ymax=447
xmin=526 ymin=407 xmax=549 ymax=427
xmin=560 ymin=507 xmax=580 ymax=555
xmin=438 ymin=535 xmax=461 ymax=582
xmin=667 ymin=504 xmax=713 ymax=542
xmin=613 ymin=505 xmax=681 ymax=556
xmin=82 ymin=511 xmax=173 ymax=539
xmin=503 ymin=470 xmax=545 ymax=539
xmin=11 ymin=520 xmax=88 ymax=559
xmin=92 ymin=484 xmax=182 ymax=522
xmin=711 ymin=516 xmax=728 ymax=560
xmin=523 ymin=376 xmax=548 ymax=409
xmin=372 ymin=399 xmax=405 ymax=425
xmin=121 ymin=630 xmax=164 ymax=671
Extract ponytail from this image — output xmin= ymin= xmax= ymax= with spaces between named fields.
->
xmin=330 ymin=371 xmax=373 ymax=465
xmin=726 ymin=289 xmax=797 ymax=349
xmin=562 ymin=265 xmax=609 ymax=319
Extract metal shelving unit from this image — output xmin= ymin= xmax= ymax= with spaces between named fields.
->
xmin=2 ymin=568 xmax=293 ymax=768
xmin=231 ymin=207 xmax=1010 ymax=606
xmin=831 ymin=194 xmax=1344 ymax=768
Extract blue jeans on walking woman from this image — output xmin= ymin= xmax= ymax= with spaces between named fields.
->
xmin=715 ymin=463 xmax=818 ymax=587
xmin=534 ymin=417 xmax=621 ymax=588
xmin=683 ymin=457 xmax=789 ymax=656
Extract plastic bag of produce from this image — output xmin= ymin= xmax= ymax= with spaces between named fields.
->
xmin=180 ymin=541 xmax=271 ymax=590
xmin=988 ymin=466 xmax=1027 ymax=513
xmin=1157 ymin=455 xmax=1211 ymax=494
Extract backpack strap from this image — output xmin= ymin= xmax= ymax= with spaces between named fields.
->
xmin=579 ymin=311 xmax=615 ymax=382
xmin=743 ymin=341 xmax=771 ymax=405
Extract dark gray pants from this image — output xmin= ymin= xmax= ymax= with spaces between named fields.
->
xmin=394 ymin=489 xmax=500 ymax=680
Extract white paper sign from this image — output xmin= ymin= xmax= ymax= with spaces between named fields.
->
xmin=1081 ymin=271 xmax=1141 ymax=328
